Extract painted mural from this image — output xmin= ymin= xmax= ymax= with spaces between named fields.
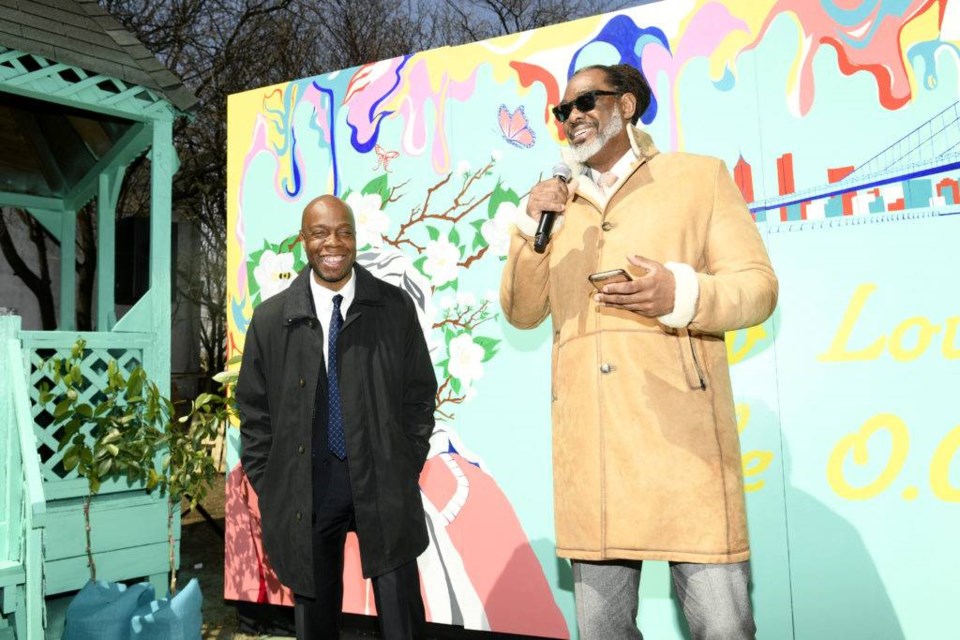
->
xmin=227 ymin=1 xmax=960 ymax=637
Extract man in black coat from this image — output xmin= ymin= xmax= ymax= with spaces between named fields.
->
xmin=237 ymin=195 xmax=438 ymax=639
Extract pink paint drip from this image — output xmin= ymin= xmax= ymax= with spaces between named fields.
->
xmin=344 ymin=59 xmax=408 ymax=148
xmin=744 ymin=0 xmax=939 ymax=113
xmin=641 ymin=2 xmax=749 ymax=150
xmin=344 ymin=57 xmax=478 ymax=174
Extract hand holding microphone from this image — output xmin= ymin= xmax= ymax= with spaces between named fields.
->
xmin=531 ymin=163 xmax=573 ymax=253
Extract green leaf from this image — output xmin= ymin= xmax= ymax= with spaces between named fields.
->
xmin=426 ymin=226 xmax=440 ymax=242
xmin=53 ymin=398 xmax=72 ymax=418
xmin=449 ymin=227 xmax=461 ymax=246
xmin=89 ymin=476 xmax=101 ymax=494
xmin=62 ymin=446 xmax=80 ymax=472
xmin=472 ymin=232 xmax=485 ymax=251
xmin=212 ymin=370 xmax=238 ymax=385
xmin=487 ymin=183 xmax=507 ymax=218
xmin=126 ymin=369 xmax=144 ymax=399
xmin=59 ymin=421 xmax=82 ymax=447
xmin=279 ymin=233 xmax=300 ymax=253
xmin=474 ymin=336 xmax=501 ymax=362
xmin=225 ymin=355 xmax=243 ymax=366
xmin=412 ymin=256 xmax=427 ymax=276
xmin=195 ymin=393 xmax=215 ymax=409
xmin=470 ymin=219 xmax=485 ymax=232
xmin=361 ymin=174 xmax=389 ymax=198
xmin=450 ymin=377 xmax=462 ymax=395
xmin=96 ymin=458 xmax=112 ymax=477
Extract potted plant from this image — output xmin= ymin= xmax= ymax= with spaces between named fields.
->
xmin=41 ymin=339 xmax=169 ymax=583
xmin=41 ymin=339 xmax=225 ymax=637
xmin=156 ymin=375 xmax=234 ymax=594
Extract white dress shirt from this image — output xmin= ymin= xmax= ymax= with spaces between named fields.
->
xmin=309 ymin=269 xmax=357 ymax=369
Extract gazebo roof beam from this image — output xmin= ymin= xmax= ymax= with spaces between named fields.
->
xmin=65 ymin=121 xmax=150 ymax=211
xmin=0 ymin=191 xmax=64 ymax=212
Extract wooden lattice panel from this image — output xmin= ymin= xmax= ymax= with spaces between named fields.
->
xmin=27 ymin=346 xmax=143 ymax=484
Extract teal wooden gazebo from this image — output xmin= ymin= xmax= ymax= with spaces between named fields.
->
xmin=0 ymin=2 xmax=196 ymax=638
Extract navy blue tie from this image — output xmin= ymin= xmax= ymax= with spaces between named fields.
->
xmin=327 ymin=294 xmax=346 ymax=459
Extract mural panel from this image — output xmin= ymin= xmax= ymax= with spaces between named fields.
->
xmin=227 ymin=1 xmax=960 ymax=636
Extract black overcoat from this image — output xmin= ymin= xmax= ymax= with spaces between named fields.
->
xmin=236 ymin=264 xmax=437 ymax=596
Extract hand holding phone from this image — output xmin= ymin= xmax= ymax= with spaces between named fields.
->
xmin=590 ymin=256 xmax=673 ymax=318
xmin=588 ymin=269 xmax=632 ymax=292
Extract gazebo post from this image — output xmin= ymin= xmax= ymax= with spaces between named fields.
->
xmin=149 ymin=117 xmax=174 ymax=397
xmin=96 ymin=166 xmax=124 ymax=331
xmin=58 ymin=209 xmax=76 ymax=330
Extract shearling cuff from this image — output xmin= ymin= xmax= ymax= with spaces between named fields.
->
xmin=512 ymin=195 xmax=565 ymax=238
xmin=658 ymin=262 xmax=699 ymax=328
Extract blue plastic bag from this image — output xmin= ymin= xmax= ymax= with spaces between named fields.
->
xmin=63 ymin=580 xmax=155 ymax=640
xmin=130 ymin=578 xmax=202 ymax=639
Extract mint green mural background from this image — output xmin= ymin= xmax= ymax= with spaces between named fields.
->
xmin=227 ymin=1 xmax=959 ymax=637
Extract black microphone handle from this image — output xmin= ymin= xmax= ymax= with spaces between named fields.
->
xmin=533 ymin=212 xmax=556 ymax=254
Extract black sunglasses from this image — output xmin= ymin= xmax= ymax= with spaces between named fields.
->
xmin=552 ymin=90 xmax=622 ymax=123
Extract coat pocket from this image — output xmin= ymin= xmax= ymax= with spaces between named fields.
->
xmin=676 ymin=329 xmax=707 ymax=390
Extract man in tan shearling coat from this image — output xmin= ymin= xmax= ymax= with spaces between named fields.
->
xmin=500 ymin=64 xmax=778 ymax=639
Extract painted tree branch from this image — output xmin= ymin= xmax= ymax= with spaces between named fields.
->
xmin=435 ymin=377 xmax=467 ymax=420
xmin=458 ymin=245 xmax=489 ymax=268
xmin=433 ymin=300 xmax=494 ymax=332
xmin=390 ymin=159 xmax=497 ymax=252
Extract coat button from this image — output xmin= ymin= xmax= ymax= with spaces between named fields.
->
xmin=601 ymin=221 xmax=613 ymax=231
xmin=600 ymin=363 xmax=613 ymax=374
xmin=298 ymin=445 xmax=305 ymax=454
xmin=299 ymin=378 xmax=305 ymax=387
xmin=296 ymin=511 xmax=302 ymax=521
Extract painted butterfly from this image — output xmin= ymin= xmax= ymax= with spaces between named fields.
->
xmin=498 ymin=104 xmax=536 ymax=149
xmin=373 ymin=144 xmax=400 ymax=172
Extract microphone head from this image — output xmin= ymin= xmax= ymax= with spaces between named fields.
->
xmin=552 ymin=163 xmax=573 ymax=183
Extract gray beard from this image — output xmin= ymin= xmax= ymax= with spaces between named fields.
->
xmin=570 ymin=106 xmax=624 ymax=164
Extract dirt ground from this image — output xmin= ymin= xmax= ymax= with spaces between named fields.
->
xmin=178 ymin=475 xmax=269 ymax=640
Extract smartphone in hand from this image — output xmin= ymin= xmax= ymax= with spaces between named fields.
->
xmin=588 ymin=269 xmax=632 ymax=291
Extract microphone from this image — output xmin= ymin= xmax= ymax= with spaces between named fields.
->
xmin=534 ymin=163 xmax=573 ymax=253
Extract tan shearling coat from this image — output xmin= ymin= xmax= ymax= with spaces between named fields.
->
xmin=500 ymin=127 xmax=778 ymax=564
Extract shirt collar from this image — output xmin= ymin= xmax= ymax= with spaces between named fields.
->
xmin=590 ymin=149 xmax=636 ymax=185
xmin=309 ymin=267 xmax=357 ymax=316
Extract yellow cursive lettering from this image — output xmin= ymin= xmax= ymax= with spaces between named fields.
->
xmin=726 ymin=324 xmax=768 ymax=365
xmin=943 ymin=318 xmax=960 ymax=359
xmin=743 ymin=451 xmax=774 ymax=492
xmin=819 ymin=284 xmax=886 ymax=362
xmin=736 ymin=402 xmax=773 ymax=492
xmin=828 ymin=413 xmax=909 ymax=500
xmin=931 ymin=426 xmax=960 ymax=502
xmin=889 ymin=317 xmax=940 ymax=362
